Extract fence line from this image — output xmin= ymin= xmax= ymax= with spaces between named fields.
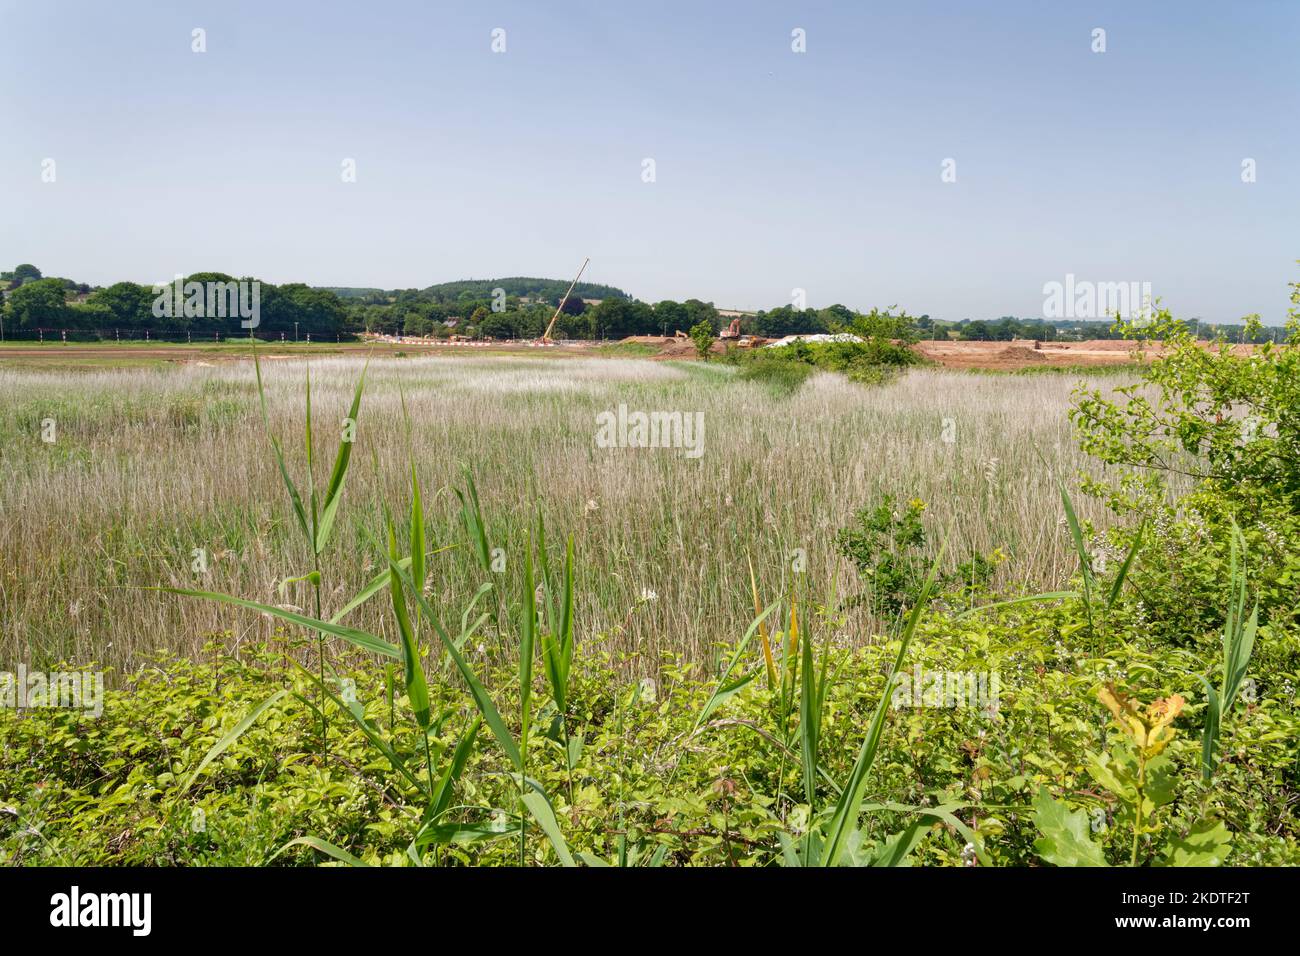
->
xmin=0 ymin=327 xmax=349 ymax=344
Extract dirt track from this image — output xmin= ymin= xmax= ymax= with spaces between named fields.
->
xmin=913 ymin=338 xmax=1257 ymax=369
xmin=0 ymin=341 xmax=602 ymax=366
xmin=913 ymin=339 xmax=1148 ymax=369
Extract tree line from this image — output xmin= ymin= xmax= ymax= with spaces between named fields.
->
xmin=1 ymin=264 xmax=1286 ymax=343
xmin=1 ymin=266 xmax=348 ymax=339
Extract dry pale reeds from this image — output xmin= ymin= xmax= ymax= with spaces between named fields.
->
xmin=0 ymin=356 xmax=1142 ymax=674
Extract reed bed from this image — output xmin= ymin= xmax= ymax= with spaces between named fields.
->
xmin=0 ymin=355 xmax=1133 ymax=674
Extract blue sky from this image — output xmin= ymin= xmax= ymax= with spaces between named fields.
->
xmin=3 ymin=0 xmax=1297 ymax=321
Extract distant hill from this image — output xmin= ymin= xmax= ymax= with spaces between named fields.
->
xmin=315 ymin=277 xmax=631 ymax=306
xmin=421 ymin=277 xmax=630 ymax=304
xmin=316 ymin=287 xmax=387 ymax=299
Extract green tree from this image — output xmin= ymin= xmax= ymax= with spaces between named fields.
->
xmin=11 ymin=263 xmax=42 ymax=288
xmin=750 ymin=305 xmax=827 ymax=336
xmin=653 ymin=300 xmax=689 ymax=335
xmin=7 ymin=277 xmax=70 ymax=328
xmin=478 ymin=310 xmax=515 ymax=339
xmin=468 ymin=305 xmax=490 ymax=337
xmin=402 ymin=311 xmax=433 ymax=337
xmin=682 ymin=299 xmax=719 ymax=333
xmin=592 ymin=299 xmax=655 ymax=338
xmin=820 ymin=303 xmax=854 ymax=327
xmin=270 ymin=283 xmax=347 ymax=337
xmin=68 ymin=302 xmax=113 ymax=330
xmin=689 ymin=318 xmax=715 ymax=359
xmin=849 ymin=307 xmax=919 ymax=344
xmin=515 ymin=304 xmax=548 ymax=339
xmin=88 ymin=282 xmax=153 ymax=329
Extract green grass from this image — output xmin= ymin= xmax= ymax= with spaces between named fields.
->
xmin=1000 ymin=362 xmax=1144 ymax=377
xmin=735 ymin=356 xmax=815 ymax=396
xmin=592 ymin=341 xmax=660 ymax=358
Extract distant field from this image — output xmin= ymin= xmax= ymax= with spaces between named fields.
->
xmin=0 ymin=339 xmax=599 ymax=370
xmin=0 ymin=353 xmax=1143 ymax=674
xmin=0 ymin=335 xmax=1214 ymax=372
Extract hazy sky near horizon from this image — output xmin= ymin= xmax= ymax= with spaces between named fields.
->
xmin=3 ymin=0 xmax=1297 ymax=322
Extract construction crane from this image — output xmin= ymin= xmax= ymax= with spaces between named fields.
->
xmin=540 ymin=257 xmax=590 ymax=344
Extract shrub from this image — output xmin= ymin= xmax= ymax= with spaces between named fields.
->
xmin=1071 ymin=277 xmax=1300 ymax=634
xmin=734 ymin=355 xmax=814 ymax=396
xmin=835 ymin=495 xmax=998 ymax=619
xmin=688 ymin=319 xmax=715 ymax=360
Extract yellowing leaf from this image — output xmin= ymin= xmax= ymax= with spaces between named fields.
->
xmin=1098 ymin=685 xmax=1185 ymax=757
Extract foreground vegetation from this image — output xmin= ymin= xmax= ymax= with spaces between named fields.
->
xmin=2 ymin=282 xmax=1297 ymax=866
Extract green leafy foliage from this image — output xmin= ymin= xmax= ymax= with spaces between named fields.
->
xmin=688 ymin=319 xmax=715 ymax=360
xmin=1032 ymin=789 xmax=1108 ymax=867
xmin=836 ymin=495 xmax=997 ymax=617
